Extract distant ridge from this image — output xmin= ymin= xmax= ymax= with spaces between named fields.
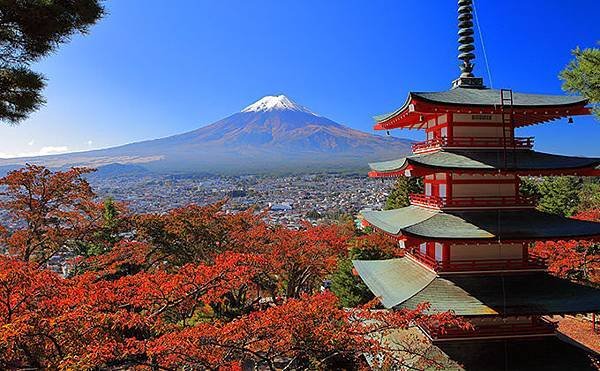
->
xmin=0 ymin=95 xmax=413 ymax=175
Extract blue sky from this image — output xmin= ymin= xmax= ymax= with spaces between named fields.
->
xmin=0 ymin=0 xmax=598 ymax=157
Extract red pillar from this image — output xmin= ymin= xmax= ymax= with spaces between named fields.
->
xmin=443 ymin=243 xmax=451 ymax=269
xmin=426 ymin=242 xmax=435 ymax=258
xmin=447 ymin=172 xmax=453 ymax=204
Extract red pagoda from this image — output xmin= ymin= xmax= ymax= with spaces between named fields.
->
xmin=354 ymin=1 xmax=600 ymax=369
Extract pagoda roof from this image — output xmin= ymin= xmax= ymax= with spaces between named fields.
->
xmin=375 ymin=88 xmax=587 ymax=122
xmin=361 ymin=206 xmax=600 ymax=240
xmin=369 ymin=149 xmax=600 ymax=176
xmin=353 ymin=257 xmax=600 ymax=316
xmin=374 ymin=87 xmax=590 ymax=129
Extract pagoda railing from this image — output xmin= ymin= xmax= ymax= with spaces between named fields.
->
xmin=412 ymin=136 xmax=534 ymax=154
xmin=422 ymin=318 xmax=556 ymax=341
xmin=409 ymin=250 xmax=547 ymax=273
xmin=409 ymin=194 xmax=535 ymax=209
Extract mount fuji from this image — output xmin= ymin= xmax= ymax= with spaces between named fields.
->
xmin=0 ymin=95 xmax=413 ymax=175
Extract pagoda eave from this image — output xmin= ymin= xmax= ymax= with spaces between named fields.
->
xmin=361 ymin=207 xmax=600 ymax=242
xmin=368 ymin=150 xmax=600 ymax=178
xmin=399 ymin=230 xmax=600 ymax=245
xmin=374 ymin=91 xmax=590 ymax=130
xmin=369 ymin=167 xmax=600 ymax=178
xmin=431 ymin=338 xmax=600 ymax=370
xmin=365 ymin=223 xmax=600 ymax=245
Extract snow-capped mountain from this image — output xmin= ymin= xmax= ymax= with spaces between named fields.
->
xmin=241 ymin=95 xmax=315 ymax=114
xmin=0 ymin=95 xmax=413 ymax=175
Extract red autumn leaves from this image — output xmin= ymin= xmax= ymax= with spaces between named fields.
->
xmin=531 ymin=209 xmax=600 ymax=284
xmin=0 ymin=165 xmax=467 ymax=369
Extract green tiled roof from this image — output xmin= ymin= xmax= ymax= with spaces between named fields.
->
xmin=369 ymin=150 xmax=600 ymax=173
xmin=353 ymin=258 xmax=600 ymax=316
xmin=415 ymin=88 xmax=586 ymax=107
xmin=361 ymin=206 xmax=438 ymax=235
xmin=369 ymin=157 xmax=411 ymax=173
xmin=362 ymin=207 xmax=600 ymax=240
xmin=352 ymin=258 xmax=436 ymax=308
xmin=375 ymin=87 xmax=587 ymax=123
xmin=403 ymin=271 xmax=600 ymax=316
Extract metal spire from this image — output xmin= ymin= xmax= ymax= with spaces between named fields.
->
xmin=452 ymin=0 xmax=484 ymax=89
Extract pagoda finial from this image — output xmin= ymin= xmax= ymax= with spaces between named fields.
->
xmin=452 ymin=0 xmax=484 ymax=89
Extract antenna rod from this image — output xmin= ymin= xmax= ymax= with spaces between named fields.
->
xmin=458 ymin=0 xmax=476 ymax=78
xmin=452 ymin=0 xmax=484 ymax=89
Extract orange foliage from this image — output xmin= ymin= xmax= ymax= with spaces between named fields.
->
xmin=0 ymin=164 xmax=101 ymax=264
xmin=531 ymin=209 xmax=600 ymax=284
xmin=133 ymin=203 xmax=263 ymax=266
xmin=245 ymin=223 xmax=351 ymax=299
xmin=147 ymin=293 xmax=469 ymax=370
xmin=0 ymin=253 xmax=468 ymax=369
xmin=0 ymin=166 xmax=466 ymax=369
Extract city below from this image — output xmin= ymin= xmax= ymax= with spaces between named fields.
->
xmin=92 ymin=172 xmax=392 ymax=227
xmin=0 ymin=171 xmax=392 ymax=233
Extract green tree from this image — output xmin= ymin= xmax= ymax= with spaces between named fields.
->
xmin=384 ymin=177 xmax=423 ymax=210
xmin=305 ymin=209 xmax=322 ymax=220
xmin=98 ymin=197 xmax=127 ymax=245
xmin=322 ymin=209 xmax=354 ymax=225
xmin=560 ymin=44 xmax=600 ymax=119
xmin=75 ymin=197 xmax=128 ymax=258
xmin=537 ymin=176 xmax=582 ymax=217
xmin=0 ymin=0 xmax=104 ymax=124
xmin=330 ymin=256 xmax=371 ymax=308
xmin=578 ymin=179 xmax=600 ymax=212
xmin=519 ymin=176 xmax=541 ymax=201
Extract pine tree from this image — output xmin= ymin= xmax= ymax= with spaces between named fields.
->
xmin=537 ymin=176 xmax=582 ymax=217
xmin=330 ymin=257 xmax=372 ymax=308
xmin=560 ymin=44 xmax=600 ymax=119
xmin=578 ymin=179 xmax=600 ymax=211
xmin=519 ymin=176 xmax=542 ymax=201
xmin=0 ymin=1 xmax=104 ymax=124
xmin=384 ymin=177 xmax=423 ymax=210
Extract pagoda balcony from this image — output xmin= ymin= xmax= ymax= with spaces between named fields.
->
xmin=421 ymin=318 xmax=557 ymax=342
xmin=408 ymin=250 xmax=547 ymax=273
xmin=409 ymin=194 xmax=536 ymax=210
xmin=412 ymin=136 xmax=534 ymax=154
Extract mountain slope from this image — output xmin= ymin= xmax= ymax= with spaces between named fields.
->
xmin=0 ymin=95 xmax=413 ymax=174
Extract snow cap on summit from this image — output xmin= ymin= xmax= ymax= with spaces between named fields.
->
xmin=242 ymin=95 xmax=315 ymax=115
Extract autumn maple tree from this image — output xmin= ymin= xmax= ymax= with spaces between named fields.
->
xmin=531 ymin=209 xmax=600 ymax=284
xmin=0 ymin=164 xmax=103 ymax=264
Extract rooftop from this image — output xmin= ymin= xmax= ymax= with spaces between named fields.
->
xmin=361 ymin=206 xmax=600 ymax=240
xmin=373 ymin=88 xmax=590 ymax=130
xmin=368 ymin=149 xmax=600 ymax=177
xmin=375 ymin=88 xmax=588 ymax=123
xmin=372 ymin=327 xmax=599 ymax=371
